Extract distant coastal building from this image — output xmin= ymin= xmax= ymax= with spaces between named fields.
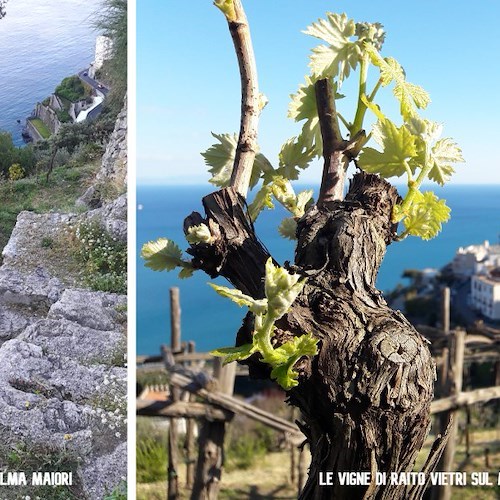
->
xmin=452 ymin=240 xmax=500 ymax=277
xmin=88 ymin=35 xmax=113 ymax=79
xmin=471 ymin=272 xmax=500 ymax=320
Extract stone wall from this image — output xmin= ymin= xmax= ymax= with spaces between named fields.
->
xmin=25 ymin=119 xmax=44 ymax=142
xmin=33 ymin=102 xmax=61 ymax=135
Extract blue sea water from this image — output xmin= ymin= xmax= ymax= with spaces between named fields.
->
xmin=137 ymin=184 xmax=500 ymax=355
xmin=0 ymin=0 xmax=101 ymax=146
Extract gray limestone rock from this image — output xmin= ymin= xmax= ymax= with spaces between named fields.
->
xmin=19 ymin=318 xmax=125 ymax=365
xmin=48 ymin=289 xmax=126 ymax=332
xmin=0 ymin=308 xmax=31 ymax=341
xmin=80 ymin=442 xmax=127 ymax=500
xmin=0 ymin=267 xmax=64 ymax=308
xmin=80 ymin=194 xmax=127 ymax=242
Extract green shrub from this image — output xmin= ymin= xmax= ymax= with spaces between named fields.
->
xmin=55 ymin=75 xmax=90 ymax=102
xmin=8 ymin=163 xmax=25 ymax=181
xmin=56 ymin=109 xmax=72 ymax=123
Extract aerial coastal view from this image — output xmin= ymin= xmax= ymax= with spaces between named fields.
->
xmin=136 ymin=1 xmax=499 ymax=499
xmin=0 ymin=1 xmax=127 ymax=498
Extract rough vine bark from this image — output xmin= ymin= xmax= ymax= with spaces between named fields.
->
xmin=184 ymin=172 xmax=443 ymax=499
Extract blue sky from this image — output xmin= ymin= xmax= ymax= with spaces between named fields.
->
xmin=137 ymin=1 xmax=500 ymax=185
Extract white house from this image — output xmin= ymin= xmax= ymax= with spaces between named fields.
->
xmin=471 ymin=273 xmax=500 ymax=320
xmin=452 ymin=240 xmax=500 ymax=277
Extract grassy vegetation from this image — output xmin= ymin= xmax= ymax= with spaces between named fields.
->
xmin=0 ymin=159 xmax=98 ymax=254
xmin=0 ymin=438 xmax=84 ymax=499
xmin=30 ymin=117 xmax=51 ymax=139
xmin=55 ymin=75 xmax=91 ymax=103
xmin=137 ymin=404 xmax=499 ymax=500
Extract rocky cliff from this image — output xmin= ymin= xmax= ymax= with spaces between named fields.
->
xmin=0 ymin=100 xmax=127 ymax=499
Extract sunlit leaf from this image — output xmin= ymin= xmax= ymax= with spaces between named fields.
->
xmin=209 ymin=283 xmax=268 ymax=314
xmin=185 ymin=223 xmax=214 ymax=245
xmin=141 ymin=238 xmax=184 ymax=272
xmin=358 ymin=119 xmax=417 ymax=177
xmin=304 ymin=12 xmax=360 ymax=81
xmin=401 ymin=191 xmax=451 ymax=240
xmin=428 ymin=138 xmax=463 ymax=185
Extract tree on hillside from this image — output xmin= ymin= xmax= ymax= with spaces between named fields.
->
xmin=94 ymin=0 xmax=127 ymax=119
xmin=0 ymin=1 xmax=6 ymax=20
xmin=143 ymin=2 xmax=463 ymax=498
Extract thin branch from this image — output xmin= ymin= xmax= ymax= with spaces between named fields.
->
xmin=314 ymin=78 xmax=349 ymax=205
xmin=218 ymin=0 xmax=260 ymax=198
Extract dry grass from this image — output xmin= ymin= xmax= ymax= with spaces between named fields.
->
xmin=137 ymin=425 xmax=499 ymax=500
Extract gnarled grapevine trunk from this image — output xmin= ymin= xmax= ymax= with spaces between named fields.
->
xmin=185 ymin=172 xmax=438 ymax=499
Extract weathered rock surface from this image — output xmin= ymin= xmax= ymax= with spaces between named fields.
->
xmin=81 ymin=193 xmax=127 ymax=242
xmin=0 ymin=266 xmax=64 ymax=307
xmin=0 ymin=100 xmax=128 ymax=499
xmin=0 ymin=271 xmax=126 ymax=499
xmin=77 ymin=96 xmax=127 ymax=210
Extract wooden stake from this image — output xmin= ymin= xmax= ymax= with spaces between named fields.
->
xmin=432 ymin=328 xmax=466 ymax=500
xmin=170 ymin=287 xmax=181 ymax=353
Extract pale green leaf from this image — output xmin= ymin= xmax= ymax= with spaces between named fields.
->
xmin=401 ymin=191 xmax=451 ymax=240
xmin=201 ymin=132 xmax=273 ymax=189
xmin=303 ymin=12 xmax=360 ymax=81
xmin=365 ymin=46 xmax=430 ymax=119
xmin=278 ymin=217 xmax=297 ymax=240
xmin=358 ymin=119 xmax=417 ymax=178
xmin=406 ymin=117 xmax=443 ymax=144
xmin=178 ymin=266 xmax=194 ymax=279
xmin=295 ymin=190 xmax=314 ymax=216
xmin=185 ymin=224 xmax=214 ymax=245
xmin=209 ymin=283 xmax=268 ymax=314
xmin=141 ymin=238 xmax=184 ymax=272
xmin=248 ymin=184 xmax=274 ymax=221
xmin=428 ymin=138 xmax=464 ymax=185
xmin=201 ymin=132 xmax=237 ymax=187
xmin=265 ymin=258 xmax=305 ymax=320
xmin=288 ymin=77 xmax=318 ymax=122
xmin=394 ymin=81 xmax=430 ymax=119
xmin=211 ymin=343 xmax=254 ymax=364
xmin=269 ymin=334 xmax=318 ymax=390
xmin=279 ymin=137 xmax=316 ymax=176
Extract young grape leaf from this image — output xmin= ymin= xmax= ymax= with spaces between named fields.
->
xmin=248 ymin=184 xmax=274 ymax=221
xmin=358 ymin=119 xmax=417 ymax=178
xmin=185 ymin=223 xmax=214 ymax=245
xmin=278 ymin=217 xmax=298 ymax=240
xmin=269 ymin=334 xmax=318 ymax=390
xmin=209 ymin=283 xmax=268 ymax=315
xmin=265 ymin=258 xmax=306 ymax=320
xmin=365 ymin=46 xmax=430 ymax=119
xmin=428 ymin=138 xmax=464 ymax=185
xmin=401 ymin=191 xmax=451 ymax=240
xmin=202 ymin=132 xmax=273 ymax=189
xmin=141 ymin=238 xmax=184 ymax=271
xmin=303 ymin=12 xmax=360 ymax=81
xmin=211 ymin=343 xmax=254 ymax=364
xmin=279 ymin=137 xmax=316 ymax=178
xmin=178 ymin=267 xmax=195 ymax=279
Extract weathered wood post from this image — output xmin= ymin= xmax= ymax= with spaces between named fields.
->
xmin=432 ymin=328 xmax=466 ymax=500
xmin=168 ymin=287 xmax=181 ymax=499
xmin=190 ymin=358 xmax=234 ymax=499
xmin=170 ymin=287 xmax=181 ymax=354
xmin=185 ymin=341 xmax=196 ymax=487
